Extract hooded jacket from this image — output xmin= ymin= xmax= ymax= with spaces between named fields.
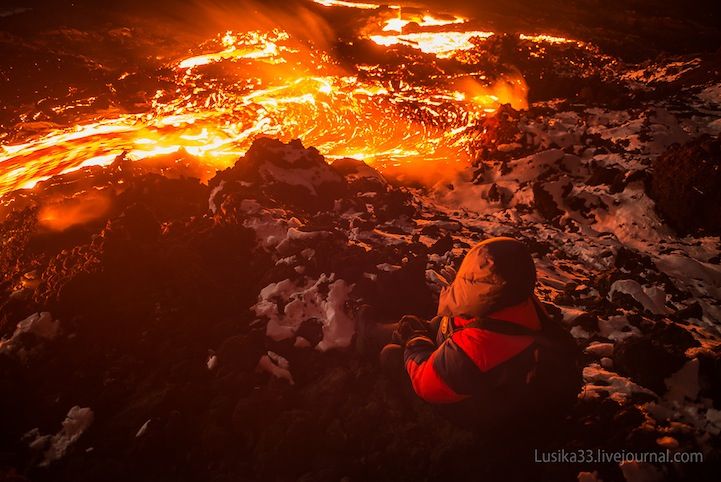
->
xmin=404 ymin=237 xmax=541 ymax=403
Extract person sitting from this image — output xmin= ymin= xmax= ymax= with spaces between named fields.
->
xmin=361 ymin=237 xmax=582 ymax=427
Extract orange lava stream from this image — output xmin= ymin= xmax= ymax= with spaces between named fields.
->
xmin=0 ymin=2 xmax=581 ymax=196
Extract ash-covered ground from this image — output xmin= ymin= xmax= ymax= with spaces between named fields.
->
xmin=1 ymin=1 xmax=721 ymax=482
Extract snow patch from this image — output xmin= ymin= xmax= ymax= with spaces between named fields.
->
xmin=585 ymin=342 xmax=614 ymax=358
xmin=255 ymin=143 xmax=343 ymax=196
xmin=241 ymin=205 xmax=303 ymax=249
xmin=276 ymin=227 xmax=331 ymax=254
xmin=135 ymin=419 xmax=151 ymax=438
xmin=582 ymin=364 xmax=656 ymax=403
xmin=698 ymin=83 xmax=721 ymax=107
xmin=592 ymin=185 xmax=667 ymax=249
xmin=208 ymin=180 xmax=225 ymax=213
xmin=598 ymin=315 xmax=640 ymax=341
xmin=0 ymin=312 xmax=59 ymax=355
xmin=609 ymin=279 xmax=668 ymax=315
xmin=254 ymin=274 xmax=355 ymax=351
xmin=257 ymin=352 xmax=294 ymax=385
xmin=25 ymin=406 xmax=94 ymax=466
xmin=207 ymin=354 xmax=218 ymax=370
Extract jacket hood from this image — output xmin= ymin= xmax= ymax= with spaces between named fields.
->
xmin=437 ymin=237 xmax=537 ymax=319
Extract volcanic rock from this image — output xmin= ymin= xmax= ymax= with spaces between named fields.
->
xmin=429 ymin=234 xmax=454 ymax=256
xmin=356 ymin=254 xmax=436 ymax=321
xmin=651 ymin=134 xmax=721 ymax=235
xmin=330 ymin=157 xmax=387 ymax=193
xmin=613 ymin=321 xmax=699 ymax=394
xmin=586 ymin=163 xmax=624 ymax=187
xmin=697 ymin=351 xmax=721 ymax=408
xmin=211 ymin=138 xmax=347 ymax=212
xmin=532 ymin=181 xmax=563 ymax=220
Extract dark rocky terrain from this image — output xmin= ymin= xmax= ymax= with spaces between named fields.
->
xmin=1 ymin=129 xmax=720 ymax=481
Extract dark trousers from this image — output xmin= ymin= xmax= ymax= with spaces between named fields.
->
xmin=374 ymin=316 xmax=442 ymax=393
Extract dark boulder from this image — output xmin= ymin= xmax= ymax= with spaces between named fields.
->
xmin=330 ymin=157 xmax=387 ymax=193
xmin=651 ymin=134 xmax=721 ymax=235
xmin=585 ymin=163 xmax=624 ymax=187
xmin=428 ymin=234 xmax=454 ymax=255
xmin=210 ymin=138 xmax=347 ymax=213
xmin=532 ymin=182 xmax=563 ymax=221
xmin=356 ymin=255 xmax=437 ymax=321
xmin=697 ymin=350 xmax=721 ymax=408
xmin=614 ymin=321 xmax=699 ymax=394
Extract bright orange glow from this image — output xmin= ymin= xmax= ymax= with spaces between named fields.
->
xmin=455 ymin=75 xmax=529 ymax=111
xmin=38 ymin=190 xmax=112 ymax=231
xmin=312 ymin=0 xmax=382 ymax=9
xmin=382 ymin=13 xmax=467 ymax=32
xmin=383 ymin=17 xmax=408 ymax=32
xmin=178 ymin=31 xmax=286 ymax=69
xmin=0 ymin=2 xmax=581 ymax=196
xmin=369 ymin=30 xmax=494 ymax=57
xmin=0 ymin=26 xmax=530 ymax=195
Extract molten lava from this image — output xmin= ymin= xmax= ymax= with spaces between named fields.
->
xmin=0 ymin=0 xmax=579 ymax=196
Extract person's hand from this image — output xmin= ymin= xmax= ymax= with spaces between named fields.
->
xmin=440 ymin=265 xmax=457 ymax=284
xmin=426 ymin=269 xmax=449 ymax=289
xmin=425 ymin=265 xmax=457 ymax=294
xmin=392 ymin=315 xmax=431 ymax=346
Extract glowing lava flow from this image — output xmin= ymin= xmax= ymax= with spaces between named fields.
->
xmin=369 ymin=30 xmax=494 ymax=57
xmin=178 ymin=31 xmax=286 ymax=69
xmin=0 ymin=21 xmax=530 ymax=195
xmin=0 ymin=0 xmax=582 ymax=196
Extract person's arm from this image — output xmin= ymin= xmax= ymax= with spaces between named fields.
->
xmin=403 ymin=335 xmax=470 ymax=404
